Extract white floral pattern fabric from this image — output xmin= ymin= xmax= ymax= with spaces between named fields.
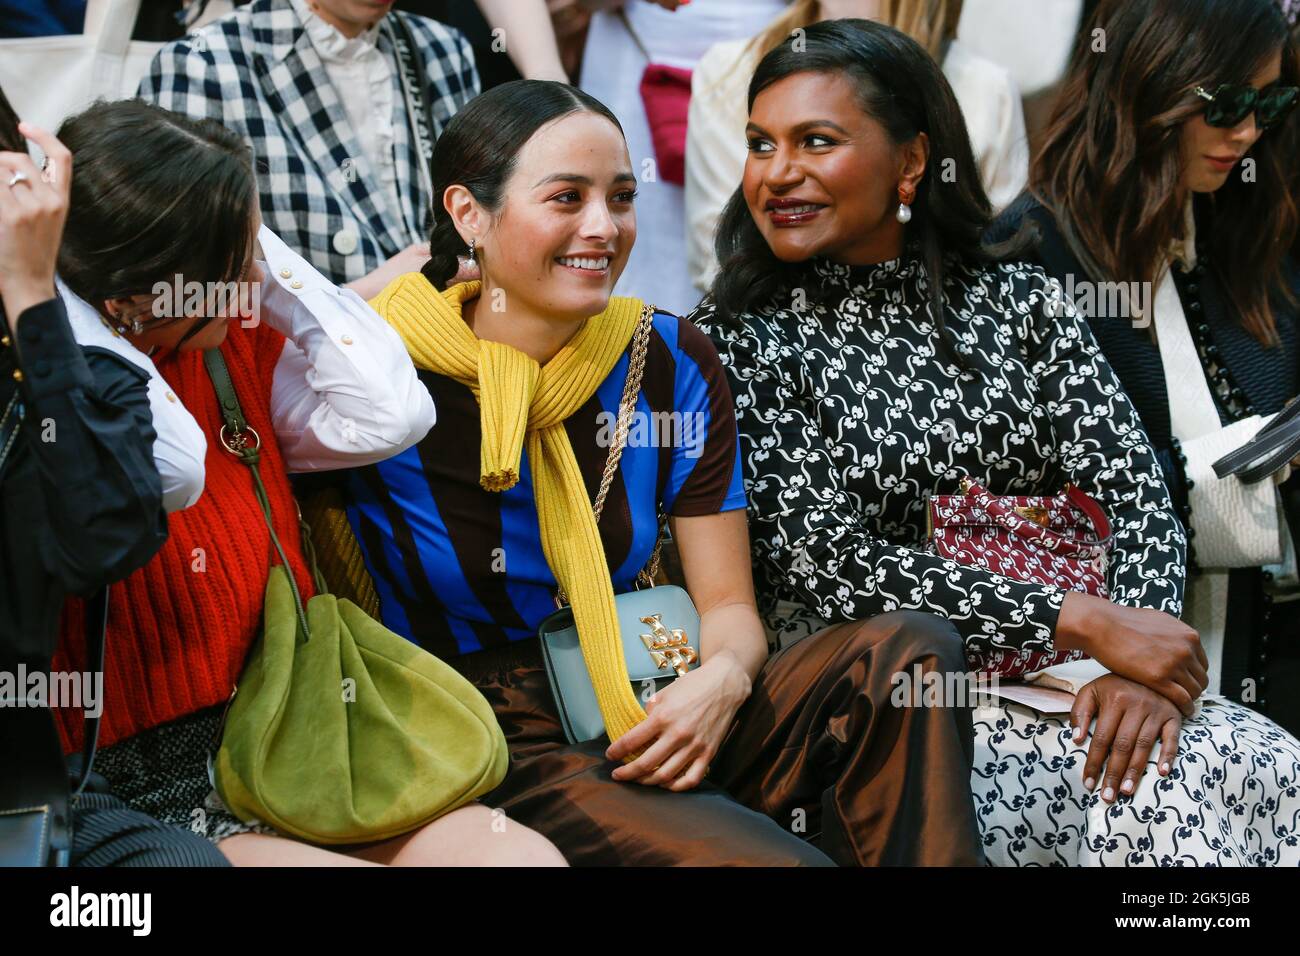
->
xmin=693 ymin=252 xmax=1300 ymax=866
xmin=974 ymin=698 xmax=1300 ymax=866
xmin=691 ymin=253 xmax=1187 ymax=661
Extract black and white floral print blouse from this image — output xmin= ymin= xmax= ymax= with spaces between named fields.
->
xmin=690 ymin=252 xmax=1187 ymax=662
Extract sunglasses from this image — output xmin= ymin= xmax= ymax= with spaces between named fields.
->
xmin=1194 ymin=83 xmax=1299 ymax=130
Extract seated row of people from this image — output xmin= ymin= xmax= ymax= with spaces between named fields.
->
xmin=7 ymin=0 xmax=1300 ymax=866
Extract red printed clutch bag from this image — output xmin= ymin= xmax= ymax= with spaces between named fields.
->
xmin=927 ymin=479 xmax=1113 ymax=678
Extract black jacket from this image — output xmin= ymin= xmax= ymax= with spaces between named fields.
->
xmin=0 ymin=296 xmax=167 ymax=669
xmin=1 ymin=294 xmax=168 ymax=857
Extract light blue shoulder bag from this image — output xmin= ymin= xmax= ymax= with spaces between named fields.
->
xmin=537 ymin=305 xmax=702 ymax=743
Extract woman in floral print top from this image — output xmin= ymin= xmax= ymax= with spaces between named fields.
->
xmin=690 ymin=19 xmax=1212 ymax=808
xmin=698 ymin=250 xmax=1190 ymax=661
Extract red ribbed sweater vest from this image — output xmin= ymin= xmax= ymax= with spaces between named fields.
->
xmin=54 ymin=321 xmax=316 ymax=752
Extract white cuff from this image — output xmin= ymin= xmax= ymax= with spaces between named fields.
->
xmin=257 ymin=225 xmax=436 ymax=472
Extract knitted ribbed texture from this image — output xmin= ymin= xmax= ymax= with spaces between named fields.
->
xmin=478 ymin=341 xmax=539 ymax=491
xmin=53 ymin=322 xmax=316 ymax=753
xmin=371 ymin=275 xmax=648 ymax=745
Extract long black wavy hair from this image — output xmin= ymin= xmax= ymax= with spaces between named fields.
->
xmin=708 ymin=19 xmax=1028 ymax=360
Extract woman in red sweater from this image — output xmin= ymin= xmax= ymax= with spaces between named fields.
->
xmin=50 ymin=100 xmax=564 ymax=866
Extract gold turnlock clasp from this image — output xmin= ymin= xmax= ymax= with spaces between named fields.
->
xmin=1013 ymin=505 xmax=1050 ymax=527
xmin=639 ymin=613 xmax=697 ymax=678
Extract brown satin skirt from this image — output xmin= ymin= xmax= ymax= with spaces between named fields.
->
xmin=457 ymin=610 xmax=983 ymax=866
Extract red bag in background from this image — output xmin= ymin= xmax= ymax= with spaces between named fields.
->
xmin=927 ymin=478 xmax=1113 ymax=678
xmin=618 ymin=9 xmax=691 ymax=186
xmin=639 ymin=63 xmax=692 ymax=185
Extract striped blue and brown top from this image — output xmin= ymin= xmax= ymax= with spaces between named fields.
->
xmin=343 ymin=310 xmax=746 ymax=658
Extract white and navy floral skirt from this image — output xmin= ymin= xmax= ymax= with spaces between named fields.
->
xmin=91 ymin=704 xmax=277 ymax=845
xmin=973 ymin=697 xmax=1300 ymax=866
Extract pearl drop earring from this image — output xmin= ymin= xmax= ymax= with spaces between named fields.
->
xmin=896 ymin=183 xmax=916 ymax=224
xmin=894 ymin=180 xmax=915 ymax=223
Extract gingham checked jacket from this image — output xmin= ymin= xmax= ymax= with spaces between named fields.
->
xmin=139 ymin=0 xmax=480 ymax=285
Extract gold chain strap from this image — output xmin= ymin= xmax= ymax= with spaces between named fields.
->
xmin=555 ymin=304 xmax=663 ymax=607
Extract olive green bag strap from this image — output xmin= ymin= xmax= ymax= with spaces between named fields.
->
xmin=202 ymin=348 xmax=328 ymax=640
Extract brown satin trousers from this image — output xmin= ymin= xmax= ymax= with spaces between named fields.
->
xmin=458 ymin=610 xmax=984 ymax=866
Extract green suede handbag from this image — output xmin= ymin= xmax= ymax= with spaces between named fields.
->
xmin=203 ymin=349 xmax=508 ymax=846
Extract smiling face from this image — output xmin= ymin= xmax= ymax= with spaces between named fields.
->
xmin=473 ymin=111 xmax=637 ymax=322
xmin=1181 ymin=50 xmax=1283 ymax=193
xmin=743 ymin=70 xmax=927 ymax=266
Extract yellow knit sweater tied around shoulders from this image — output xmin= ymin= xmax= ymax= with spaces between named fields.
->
xmin=370 ymin=274 xmax=649 ymax=746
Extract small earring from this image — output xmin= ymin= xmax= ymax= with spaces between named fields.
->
xmin=467 ymin=238 xmax=477 ymax=261
xmin=114 ymin=311 xmax=144 ymax=335
xmin=107 ymin=308 xmax=133 ymax=336
xmin=896 ymin=203 xmax=912 ymax=224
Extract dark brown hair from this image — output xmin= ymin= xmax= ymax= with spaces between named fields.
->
xmin=1033 ymin=0 xmax=1300 ymax=343
xmin=0 ymin=86 xmax=20 ymax=329
xmin=0 ymin=85 xmax=21 ymax=154
xmin=56 ymin=99 xmax=258 ymax=344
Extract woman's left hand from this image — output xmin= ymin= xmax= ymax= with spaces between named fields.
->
xmin=606 ymin=655 xmax=751 ymax=791
xmin=1071 ymin=673 xmax=1183 ymax=803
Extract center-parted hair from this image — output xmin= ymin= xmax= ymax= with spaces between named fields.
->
xmin=421 ymin=79 xmax=625 ymax=290
xmin=709 ymin=19 xmax=1026 ymax=361
xmin=55 ymin=99 xmax=258 ymax=345
xmin=1033 ymin=0 xmax=1299 ymax=344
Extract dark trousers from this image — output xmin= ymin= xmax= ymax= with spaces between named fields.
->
xmin=2 ymin=704 xmax=228 ymax=868
xmin=473 ymin=610 xmax=983 ymax=866
xmin=71 ymin=792 xmax=230 ymax=867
